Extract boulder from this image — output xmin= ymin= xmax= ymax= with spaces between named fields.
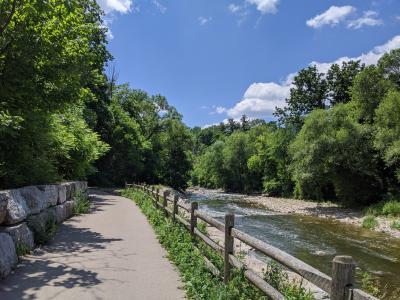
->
xmin=0 ymin=233 xmax=17 ymax=278
xmin=58 ymin=184 xmax=67 ymax=204
xmin=4 ymin=189 xmax=29 ymax=225
xmin=54 ymin=204 xmax=67 ymax=224
xmin=0 ymin=192 xmax=8 ymax=224
xmin=0 ymin=222 xmax=34 ymax=251
xmin=54 ymin=201 xmax=75 ymax=224
xmin=63 ymin=182 xmax=74 ymax=201
xmin=19 ymin=186 xmax=47 ymax=215
xmin=27 ymin=209 xmax=56 ymax=244
xmin=38 ymin=185 xmax=58 ymax=207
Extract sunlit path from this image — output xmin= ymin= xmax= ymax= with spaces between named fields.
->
xmin=0 ymin=190 xmax=185 ymax=300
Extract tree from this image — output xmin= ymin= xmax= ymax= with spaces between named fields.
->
xmin=374 ymin=90 xmax=400 ymax=184
xmin=326 ymin=60 xmax=364 ymax=105
xmin=275 ymin=66 xmax=327 ymax=129
xmin=248 ymin=125 xmax=295 ymax=196
xmin=290 ymin=104 xmax=384 ymax=205
xmin=0 ymin=0 xmax=110 ymax=188
xmin=351 ymin=65 xmax=391 ymax=123
xmin=378 ymin=48 xmax=400 ymax=88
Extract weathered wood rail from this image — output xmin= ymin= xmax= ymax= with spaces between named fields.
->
xmin=127 ymin=183 xmax=379 ymax=300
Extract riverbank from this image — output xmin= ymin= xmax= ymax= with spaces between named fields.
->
xmin=186 ymin=187 xmax=400 ymax=239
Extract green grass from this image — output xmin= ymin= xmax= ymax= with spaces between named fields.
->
xmin=365 ymin=199 xmax=400 ymax=217
xmin=73 ymin=191 xmax=91 ymax=215
xmin=33 ymin=217 xmax=57 ymax=245
xmin=122 ymin=187 xmax=314 ymax=300
xmin=362 ymin=215 xmax=378 ymax=229
xmin=15 ymin=243 xmax=31 ymax=257
xmin=382 ymin=200 xmax=400 ymax=216
xmin=263 ymin=261 xmax=313 ymax=300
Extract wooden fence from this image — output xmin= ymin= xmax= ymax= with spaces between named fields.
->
xmin=127 ymin=183 xmax=379 ymax=300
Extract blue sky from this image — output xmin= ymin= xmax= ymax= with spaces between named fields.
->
xmin=98 ymin=0 xmax=400 ymax=127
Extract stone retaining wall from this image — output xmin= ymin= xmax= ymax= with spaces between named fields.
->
xmin=0 ymin=181 xmax=87 ymax=278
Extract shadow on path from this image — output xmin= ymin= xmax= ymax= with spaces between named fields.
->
xmin=0 ymin=191 xmax=123 ymax=300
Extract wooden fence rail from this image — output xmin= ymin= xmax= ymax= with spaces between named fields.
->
xmin=127 ymin=183 xmax=379 ymax=300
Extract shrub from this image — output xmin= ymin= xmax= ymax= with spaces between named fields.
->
xmin=382 ymin=200 xmax=400 ymax=216
xmin=362 ymin=215 xmax=378 ymax=229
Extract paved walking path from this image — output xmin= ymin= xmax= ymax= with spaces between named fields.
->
xmin=0 ymin=189 xmax=185 ymax=300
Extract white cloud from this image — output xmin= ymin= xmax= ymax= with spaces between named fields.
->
xmin=246 ymin=0 xmax=280 ymax=15
xmin=222 ymin=81 xmax=291 ymax=119
xmin=228 ymin=4 xmax=242 ymax=13
xmin=218 ymin=35 xmax=400 ymax=120
xmin=152 ymin=0 xmax=166 ymax=14
xmin=97 ymin=0 xmax=132 ymax=14
xmin=306 ymin=6 xmax=355 ymax=28
xmin=312 ymin=35 xmax=400 ymax=73
xmin=347 ymin=11 xmax=383 ymax=29
xmin=198 ymin=16 xmax=212 ymax=25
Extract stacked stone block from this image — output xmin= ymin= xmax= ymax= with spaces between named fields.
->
xmin=0 ymin=181 xmax=87 ymax=278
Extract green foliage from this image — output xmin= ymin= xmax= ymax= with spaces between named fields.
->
xmin=351 ymin=65 xmax=392 ymax=123
xmin=0 ymin=0 xmax=110 ymax=188
xmin=326 ymin=60 xmax=365 ymax=106
xmin=290 ymin=104 xmax=383 ymax=205
xmin=374 ymin=90 xmax=400 ymax=183
xmin=73 ymin=191 xmax=91 ymax=215
xmin=360 ymin=271 xmax=381 ymax=297
xmin=362 ymin=215 xmax=378 ymax=229
xmin=122 ymin=188 xmax=267 ymax=299
xmin=32 ymin=217 xmax=58 ymax=245
xmin=365 ymin=199 xmax=400 ymax=217
xmin=382 ymin=200 xmax=400 ymax=216
xmin=263 ymin=261 xmax=313 ymax=300
xmin=89 ymin=84 xmax=192 ymax=190
xmin=248 ymin=125 xmax=295 ymax=196
xmin=391 ymin=219 xmax=400 ymax=230
xmin=15 ymin=243 xmax=31 ymax=257
xmin=275 ymin=65 xmax=328 ymax=129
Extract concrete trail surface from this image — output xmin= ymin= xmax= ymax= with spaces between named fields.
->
xmin=0 ymin=189 xmax=185 ymax=300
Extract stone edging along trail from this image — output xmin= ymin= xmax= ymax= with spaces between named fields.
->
xmin=0 ymin=181 xmax=87 ymax=278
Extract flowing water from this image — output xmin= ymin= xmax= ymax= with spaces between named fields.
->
xmin=186 ymin=189 xmax=400 ymax=298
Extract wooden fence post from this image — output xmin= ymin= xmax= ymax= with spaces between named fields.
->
xmin=173 ymin=195 xmax=178 ymax=221
xmin=330 ymin=255 xmax=355 ymax=300
xmin=224 ymin=213 xmax=235 ymax=284
xmin=190 ymin=202 xmax=198 ymax=236
xmin=163 ymin=191 xmax=169 ymax=216
xmin=156 ymin=188 xmax=160 ymax=204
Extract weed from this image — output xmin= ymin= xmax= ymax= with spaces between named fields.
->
xmin=382 ymin=200 xmax=400 ymax=216
xmin=391 ymin=219 xmax=400 ymax=230
xmin=73 ymin=191 xmax=91 ymax=215
xmin=365 ymin=199 xmax=400 ymax=217
xmin=263 ymin=261 xmax=313 ymax=300
xmin=360 ymin=271 xmax=383 ymax=298
xmin=16 ymin=243 xmax=31 ymax=256
xmin=362 ymin=215 xmax=378 ymax=229
xmin=33 ymin=217 xmax=57 ymax=245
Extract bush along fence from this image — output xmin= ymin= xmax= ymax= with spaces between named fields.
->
xmin=0 ymin=181 xmax=88 ymax=278
xmin=128 ymin=183 xmax=378 ymax=300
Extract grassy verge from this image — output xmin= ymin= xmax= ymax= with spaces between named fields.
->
xmin=122 ymin=188 xmax=313 ymax=300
